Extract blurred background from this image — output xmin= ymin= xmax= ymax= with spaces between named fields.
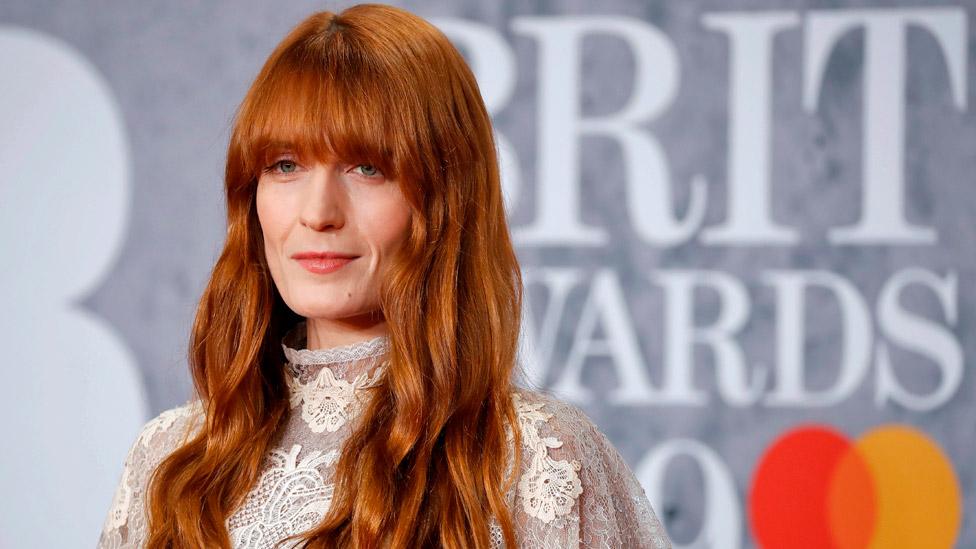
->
xmin=0 ymin=1 xmax=973 ymax=547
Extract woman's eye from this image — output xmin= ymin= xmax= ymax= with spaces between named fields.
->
xmin=263 ymin=159 xmax=299 ymax=175
xmin=354 ymin=164 xmax=382 ymax=178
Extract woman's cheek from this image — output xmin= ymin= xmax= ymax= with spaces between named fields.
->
xmin=257 ymin=183 xmax=296 ymax=236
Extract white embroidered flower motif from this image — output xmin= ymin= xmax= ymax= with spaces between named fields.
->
xmin=281 ymin=329 xmax=389 ymax=434
xmin=512 ymin=393 xmax=583 ymax=524
xmin=286 ymin=368 xmax=380 ymax=433
xmin=228 ymin=444 xmax=339 ymax=548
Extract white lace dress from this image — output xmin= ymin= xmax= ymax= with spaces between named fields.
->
xmin=97 ymin=321 xmax=671 ymax=548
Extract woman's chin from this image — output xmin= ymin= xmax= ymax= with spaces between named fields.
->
xmin=297 ymin=304 xmax=382 ymax=324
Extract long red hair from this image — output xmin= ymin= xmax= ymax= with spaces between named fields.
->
xmin=144 ymin=4 xmax=525 ymax=547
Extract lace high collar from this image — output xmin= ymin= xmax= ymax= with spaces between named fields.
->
xmin=280 ymin=321 xmax=390 ymax=433
xmin=280 ymin=320 xmax=390 ymax=381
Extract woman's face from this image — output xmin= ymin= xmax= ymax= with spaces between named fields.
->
xmin=256 ymin=150 xmax=412 ymax=328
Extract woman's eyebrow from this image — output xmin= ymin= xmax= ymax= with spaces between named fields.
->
xmin=267 ymin=141 xmax=297 ymax=153
xmin=259 ymin=143 xmax=303 ymax=164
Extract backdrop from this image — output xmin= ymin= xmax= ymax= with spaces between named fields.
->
xmin=0 ymin=1 xmax=972 ymax=547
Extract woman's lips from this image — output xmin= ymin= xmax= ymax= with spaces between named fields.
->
xmin=295 ymin=257 xmax=355 ymax=274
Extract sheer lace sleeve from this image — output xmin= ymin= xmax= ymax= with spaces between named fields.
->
xmin=96 ymin=400 xmax=204 ymax=549
xmin=502 ymin=390 xmax=672 ymax=549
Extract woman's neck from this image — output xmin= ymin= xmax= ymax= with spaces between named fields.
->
xmin=305 ymin=313 xmax=389 ymax=350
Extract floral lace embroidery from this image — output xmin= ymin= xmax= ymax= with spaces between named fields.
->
xmin=512 ymin=393 xmax=583 ymax=524
xmin=227 ymin=444 xmax=339 ymax=548
xmin=99 ymin=389 xmax=671 ymax=548
xmin=285 ymin=365 xmax=385 ymax=433
xmin=105 ymin=400 xmax=202 ymax=534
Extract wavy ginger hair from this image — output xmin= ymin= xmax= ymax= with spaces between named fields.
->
xmin=144 ymin=4 xmax=525 ymax=548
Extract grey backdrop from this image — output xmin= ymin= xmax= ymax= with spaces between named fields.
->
xmin=0 ymin=1 xmax=973 ymax=547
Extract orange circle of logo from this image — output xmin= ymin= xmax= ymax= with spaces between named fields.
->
xmin=748 ymin=424 xmax=961 ymax=549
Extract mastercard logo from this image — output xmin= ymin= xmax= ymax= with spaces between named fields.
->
xmin=749 ymin=424 xmax=962 ymax=549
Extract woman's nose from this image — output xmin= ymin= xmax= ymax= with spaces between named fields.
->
xmin=299 ymin=164 xmax=345 ymax=232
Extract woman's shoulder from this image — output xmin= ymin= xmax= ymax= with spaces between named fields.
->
xmin=506 ymin=386 xmax=671 ymax=548
xmin=506 ymin=387 xmax=608 ymax=518
xmin=510 ymin=386 xmax=602 ymax=451
xmin=131 ymin=399 xmax=205 ymax=459
xmin=113 ymin=399 xmax=205 ymax=491
xmin=98 ymin=400 xmax=205 ymax=547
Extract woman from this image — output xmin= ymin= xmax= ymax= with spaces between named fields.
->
xmin=98 ymin=4 xmax=671 ymax=548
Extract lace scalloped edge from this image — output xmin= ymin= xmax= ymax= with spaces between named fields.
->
xmin=282 ymin=335 xmax=390 ymax=366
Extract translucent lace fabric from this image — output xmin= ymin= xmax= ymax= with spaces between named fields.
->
xmin=97 ymin=321 xmax=672 ymax=548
